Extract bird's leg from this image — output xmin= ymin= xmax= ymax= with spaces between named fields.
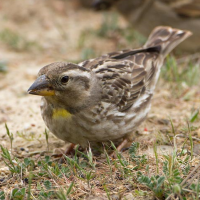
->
xmin=116 ymin=138 xmax=128 ymax=152
xmin=53 ymin=143 xmax=75 ymax=158
xmin=110 ymin=138 xmax=128 ymax=158
xmin=58 ymin=143 xmax=76 ymax=163
xmin=64 ymin=143 xmax=76 ymax=155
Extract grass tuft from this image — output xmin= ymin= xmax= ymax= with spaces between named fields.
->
xmin=161 ymin=56 xmax=200 ymax=97
xmin=0 ymin=28 xmax=40 ymax=51
xmin=1 ymin=120 xmax=200 ymax=199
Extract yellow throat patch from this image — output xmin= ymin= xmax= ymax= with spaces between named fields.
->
xmin=52 ymin=109 xmax=72 ymax=119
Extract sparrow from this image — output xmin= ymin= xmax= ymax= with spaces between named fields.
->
xmin=28 ymin=26 xmax=191 ymax=153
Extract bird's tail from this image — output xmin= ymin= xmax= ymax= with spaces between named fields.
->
xmin=144 ymin=26 xmax=192 ymax=57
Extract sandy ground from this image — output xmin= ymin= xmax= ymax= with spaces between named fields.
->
xmin=0 ymin=0 xmax=200 ymax=166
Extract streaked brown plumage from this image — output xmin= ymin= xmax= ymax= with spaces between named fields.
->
xmin=28 ymin=26 xmax=191 ymax=152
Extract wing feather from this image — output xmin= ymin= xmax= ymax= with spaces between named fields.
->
xmin=78 ymin=48 xmax=159 ymax=112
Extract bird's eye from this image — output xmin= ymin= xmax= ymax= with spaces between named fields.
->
xmin=61 ymin=76 xmax=69 ymax=84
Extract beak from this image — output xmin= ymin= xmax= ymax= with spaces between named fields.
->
xmin=27 ymin=75 xmax=55 ymax=96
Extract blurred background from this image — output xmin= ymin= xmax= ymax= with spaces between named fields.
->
xmin=0 ymin=0 xmax=200 ymax=156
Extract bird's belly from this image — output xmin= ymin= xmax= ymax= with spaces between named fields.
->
xmin=41 ymin=96 xmax=151 ymax=147
xmin=43 ymin=112 xmax=131 ymax=147
xmin=73 ymin=97 xmax=152 ymax=143
xmin=47 ymin=116 xmax=86 ymax=145
xmin=44 ymin=114 xmax=125 ymax=146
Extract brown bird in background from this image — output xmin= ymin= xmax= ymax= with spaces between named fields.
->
xmin=28 ymin=27 xmax=191 ymax=154
xmin=80 ymin=0 xmax=200 ymax=53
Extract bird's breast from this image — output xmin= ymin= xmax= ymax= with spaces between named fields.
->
xmin=52 ymin=108 xmax=72 ymax=119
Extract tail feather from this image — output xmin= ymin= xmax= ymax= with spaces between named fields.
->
xmin=144 ymin=26 xmax=192 ymax=57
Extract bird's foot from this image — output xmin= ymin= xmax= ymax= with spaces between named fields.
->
xmin=110 ymin=138 xmax=128 ymax=158
xmin=64 ymin=143 xmax=76 ymax=155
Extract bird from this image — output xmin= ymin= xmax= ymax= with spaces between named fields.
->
xmin=28 ymin=26 xmax=191 ymax=154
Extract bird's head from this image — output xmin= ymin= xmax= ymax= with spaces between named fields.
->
xmin=27 ymin=62 xmax=101 ymax=113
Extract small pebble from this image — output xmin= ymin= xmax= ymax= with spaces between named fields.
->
xmin=111 ymin=194 xmax=120 ymax=200
xmin=20 ymin=147 xmax=29 ymax=153
xmin=157 ymin=118 xmax=170 ymax=125
xmin=0 ymin=166 xmax=9 ymax=174
xmin=24 ymin=178 xmax=29 ymax=184
xmin=122 ymin=193 xmax=135 ymax=200
xmin=127 ymin=165 xmax=134 ymax=169
xmin=24 ymin=123 xmax=31 ymax=130
xmin=20 ymin=147 xmax=25 ymax=151
xmin=0 ymin=177 xmax=5 ymax=182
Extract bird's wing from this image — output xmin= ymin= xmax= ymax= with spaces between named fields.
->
xmin=79 ymin=48 xmax=158 ymax=112
xmin=78 ymin=26 xmax=191 ymax=112
xmin=78 ymin=47 xmax=159 ymax=69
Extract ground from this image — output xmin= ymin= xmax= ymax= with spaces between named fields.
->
xmin=0 ymin=0 xmax=200 ymax=199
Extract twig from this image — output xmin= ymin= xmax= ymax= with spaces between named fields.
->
xmin=134 ymin=0 xmax=155 ymax=24
xmin=170 ymin=0 xmax=194 ymax=8
xmin=27 ymin=150 xmax=52 ymax=156
xmin=177 ymin=53 xmax=200 ymax=64
xmin=173 ymin=134 xmax=200 ymax=142
xmin=185 ymin=170 xmax=200 ymax=188
xmin=182 ymin=188 xmax=198 ymax=194
xmin=181 ymin=162 xmax=200 ymax=187
xmin=165 ymin=193 xmax=174 ymax=200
